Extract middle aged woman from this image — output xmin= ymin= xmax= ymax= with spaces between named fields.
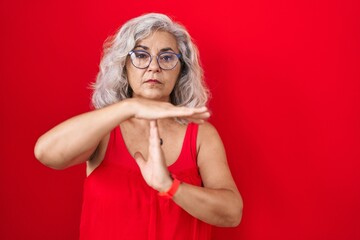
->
xmin=35 ymin=13 xmax=243 ymax=240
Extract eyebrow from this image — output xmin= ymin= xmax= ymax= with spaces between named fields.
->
xmin=134 ymin=45 xmax=176 ymax=52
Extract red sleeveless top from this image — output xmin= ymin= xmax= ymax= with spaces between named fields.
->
xmin=79 ymin=123 xmax=212 ymax=240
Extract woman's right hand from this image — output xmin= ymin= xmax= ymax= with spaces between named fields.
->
xmin=129 ymin=98 xmax=211 ymax=124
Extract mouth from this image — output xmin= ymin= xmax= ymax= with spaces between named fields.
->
xmin=144 ymin=79 xmax=162 ymax=84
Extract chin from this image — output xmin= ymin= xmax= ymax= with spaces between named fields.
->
xmin=134 ymin=91 xmax=171 ymax=102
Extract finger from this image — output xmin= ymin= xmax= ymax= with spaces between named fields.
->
xmin=188 ymin=106 xmax=209 ymax=115
xmin=187 ymin=107 xmax=210 ymax=116
xmin=190 ymin=111 xmax=211 ymax=119
xmin=193 ymin=106 xmax=209 ymax=113
xmin=170 ymin=106 xmax=208 ymax=118
xmin=182 ymin=112 xmax=210 ymax=122
xmin=149 ymin=120 xmax=161 ymax=148
xmin=134 ymin=151 xmax=146 ymax=168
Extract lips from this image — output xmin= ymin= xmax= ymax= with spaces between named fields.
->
xmin=144 ymin=79 xmax=162 ymax=84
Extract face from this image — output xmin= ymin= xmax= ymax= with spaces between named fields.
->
xmin=125 ymin=31 xmax=181 ymax=102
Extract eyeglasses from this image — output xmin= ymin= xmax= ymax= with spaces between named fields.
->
xmin=128 ymin=50 xmax=182 ymax=70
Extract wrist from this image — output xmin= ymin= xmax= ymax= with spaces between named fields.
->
xmin=158 ymin=177 xmax=173 ymax=193
xmin=121 ymin=98 xmax=137 ymax=118
xmin=158 ymin=175 xmax=181 ymax=199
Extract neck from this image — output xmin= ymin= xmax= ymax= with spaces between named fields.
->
xmin=131 ymin=95 xmax=171 ymax=103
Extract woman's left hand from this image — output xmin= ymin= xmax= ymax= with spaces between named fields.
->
xmin=133 ymin=120 xmax=173 ymax=192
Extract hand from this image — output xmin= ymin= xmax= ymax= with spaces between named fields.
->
xmin=129 ymin=98 xmax=210 ymax=124
xmin=133 ymin=120 xmax=173 ymax=192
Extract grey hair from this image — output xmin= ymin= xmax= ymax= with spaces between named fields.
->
xmin=91 ymin=13 xmax=210 ymax=110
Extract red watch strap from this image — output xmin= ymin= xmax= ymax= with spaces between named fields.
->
xmin=158 ymin=177 xmax=181 ymax=199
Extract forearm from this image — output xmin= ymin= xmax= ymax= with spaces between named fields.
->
xmin=34 ymin=100 xmax=133 ymax=169
xmin=172 ymin=183 xmax=243 ymax=227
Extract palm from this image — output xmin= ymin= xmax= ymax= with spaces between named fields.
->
xmin=133 ymin=120 xmax=172 ymax=192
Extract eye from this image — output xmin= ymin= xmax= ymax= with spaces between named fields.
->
xmin=159 ymin=53 xmax=175 ymax=62
xmin=134 ymin=51 xmax=150 ymax=59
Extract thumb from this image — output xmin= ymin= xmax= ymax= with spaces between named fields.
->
xmin=133 ymin=151 xmax=146 ymax=168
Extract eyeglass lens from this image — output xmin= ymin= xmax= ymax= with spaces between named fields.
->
xmin=129 ymin=51 xmax=180 ymax=70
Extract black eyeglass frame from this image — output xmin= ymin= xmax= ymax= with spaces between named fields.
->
xmin=128 ymin=50 xmax=182 ymax=70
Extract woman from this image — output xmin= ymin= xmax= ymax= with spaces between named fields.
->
xmin=35 ymin=13 xmax=243 ymax=240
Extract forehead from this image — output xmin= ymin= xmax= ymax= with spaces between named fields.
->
xmin=136 ymin=31 xmax=178 ymax=51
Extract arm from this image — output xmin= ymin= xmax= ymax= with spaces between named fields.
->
xmin=34 ymin=100 xmax=133 ymax=169
xmin=172 ymin=122 xmax=243 ymax=227
xmin=34 ymin=99 xmax=210 ymax=170
xmin=134 ymin=121 xmax=243 ymax=227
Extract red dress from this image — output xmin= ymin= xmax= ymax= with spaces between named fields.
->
xmin=79 ymin=123 xmax=212 ymax=240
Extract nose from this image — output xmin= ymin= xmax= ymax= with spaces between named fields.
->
xmin=147 ymin=56 xmax=161 ymax=72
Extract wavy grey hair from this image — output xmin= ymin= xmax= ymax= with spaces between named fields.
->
xmin=91 ymin=13 xmax=210 ymax=109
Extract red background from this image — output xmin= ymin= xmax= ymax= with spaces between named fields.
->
xmin=1 ymin=0 xmax=359 ymax=239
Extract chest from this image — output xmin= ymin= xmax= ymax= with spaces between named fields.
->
xmin=119 ymin=122 xmax=187 ymax=166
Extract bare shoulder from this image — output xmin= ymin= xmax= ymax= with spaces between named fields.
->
xmin=197 ymin=122 xmax=226 ymax=172
xmin=197 ymin=121 xmax=224 ymax=154
xmin=197 ymin=120 xmax=218 ymax=134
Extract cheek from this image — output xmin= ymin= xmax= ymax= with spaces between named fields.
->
xmin=126 ymin=64 xmax=141 ymax=85
xmin=172 ymin=65 xmax=182 ymax=80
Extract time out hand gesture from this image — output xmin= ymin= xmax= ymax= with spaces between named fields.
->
xmin=133 ymin=120 xmax=173 ymax=192
xmin=130 ymin=98 xmax=210 ymax=124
